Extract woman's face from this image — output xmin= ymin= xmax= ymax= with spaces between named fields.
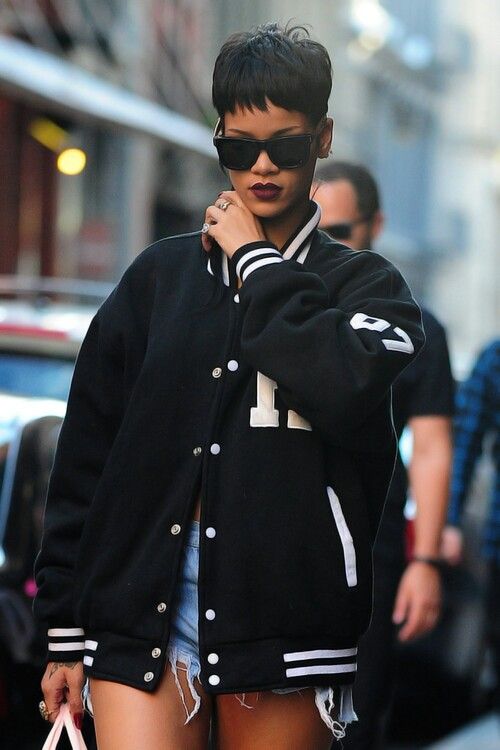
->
xmin=223 ymin=100 xmax=332 ymax=222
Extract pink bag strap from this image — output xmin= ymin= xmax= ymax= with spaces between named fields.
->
xmin=42 ymin=702 xmax=88 ymax=750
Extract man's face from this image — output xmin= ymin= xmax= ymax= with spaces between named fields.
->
xmin=314 ymin=179 xmax=377 ymax=251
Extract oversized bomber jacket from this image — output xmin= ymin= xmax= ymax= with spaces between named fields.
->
xmin=33 ymin=203 xmax=424 ymax=695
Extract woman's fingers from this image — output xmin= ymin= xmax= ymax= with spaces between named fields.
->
xmin=201 ymin=203 xmax=229 ymax=252
xmin=206 ymin=205 xmax=227 ymax=224
xmin=218 ymin=190 xmax=243 ymax=208
xmin=201 ymin=205 xmax=227 ymax=243
xmin=41 ymin=664 xmax=67 ymax=723
xmin=66 ymin=665 xmax=85 ymax=730
xmin=41 ymin=662 xmax=85 ymax=727
xmin=201 ymin=192 xmax=263 ymax=256
xmin=201 ymin=229 xmax=213 ymax=253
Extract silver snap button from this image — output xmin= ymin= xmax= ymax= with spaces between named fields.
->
xmin=210 ymin=443 xmax=221 ymax=455
xmin=157 ymin=602 xmax=167 ymax=613
xmin=170 ymin=524 xmax=181 ymax=535
xmin=227 ymin=360 xmax=239 ymax=372
xmin=144 ymin=671 xmax=154 ymax=682
xmin=208 ymin=652 xmax=219 ymax=664
xmin=205 ymin=609 xmax=216 ymax=621
xmin=208 ymin=674 xmax=220 ymax=686
xmin=234 ymin=293 xmax=240 ymax=303
xmin=152 ymin=647 xmax=161 ymax=658
xmin=212 ymin=367 xmax=222 ymax=378
xmin=205 ymin=527 xmax=216 ymax=539
xmin=193 ymin=446 xmax=202 ymax=456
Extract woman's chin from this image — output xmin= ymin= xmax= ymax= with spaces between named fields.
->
xmin=243 ymin=197 xmax=288 ymax=220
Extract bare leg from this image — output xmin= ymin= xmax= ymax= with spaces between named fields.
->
xmin=89 ymin=660 xmax=212 ymax=750
xmin=215 ymin=689 xmax=334 ymax=750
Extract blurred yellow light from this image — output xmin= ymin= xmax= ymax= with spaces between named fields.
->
xmin=29 ymin=117 xmax=68 ymax=151
xmin=57 ymin=148 xmax=87 ymax=175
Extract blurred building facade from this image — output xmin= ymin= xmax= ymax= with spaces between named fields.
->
xmin=428 ymin=0 xmax=500 ymax=370
xmin=0 ymin=0 xmax=219 ymax=282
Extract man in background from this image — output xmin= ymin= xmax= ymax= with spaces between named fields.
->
xmin=441 ymin=340 xmax=500 ymax=714
xmin=313 ymin=163 xmax=454 ymax=749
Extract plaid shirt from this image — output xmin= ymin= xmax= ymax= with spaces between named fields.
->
xmin=448 ymin=340 xmax=500 ymax=561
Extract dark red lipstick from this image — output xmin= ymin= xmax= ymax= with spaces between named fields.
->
xmin=250 ymin=183 xmax=282 ymax=201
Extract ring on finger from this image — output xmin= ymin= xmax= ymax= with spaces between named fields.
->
xmin=217 ymin=200 xmax=231 ymax=211
xmin=39 ymin=699 xmax=56 ymax=721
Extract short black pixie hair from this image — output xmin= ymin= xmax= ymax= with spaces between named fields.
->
xmin=212 ymin=22 xmax=332 ymax=127
xmin=316 ymin=161 xmax=381 ymax=219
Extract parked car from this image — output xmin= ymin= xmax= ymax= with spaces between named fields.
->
xmin=0 ymin=275 xmax=112 ymax=748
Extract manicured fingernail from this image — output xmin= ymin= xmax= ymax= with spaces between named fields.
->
xmin=73 ymin=713 xmax=83 ymax=730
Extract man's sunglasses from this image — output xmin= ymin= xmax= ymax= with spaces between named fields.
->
xmin=323 ymin=217 xmax=371 ymax=240
xmin=213 ymin=120 xmax=318 ymax=170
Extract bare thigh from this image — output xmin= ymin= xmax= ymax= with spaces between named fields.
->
xmin=215 ymin=690 xmax=333 ymax=750
xmin=89 ymin=660 xmax=213 ymax=750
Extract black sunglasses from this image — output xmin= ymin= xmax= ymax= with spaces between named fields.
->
xmin=323 ymin=217 xmax=371 ymax=240
xmin=213 ymin=132 xmax=317 ymax=171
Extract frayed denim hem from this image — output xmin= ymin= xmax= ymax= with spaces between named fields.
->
xmin=273 ymin=684 xmax=358 ymax=740
xmin=166 ymin=644 xmax=202 ymax=725
xmin=82 ymin=665 xmax=356 ymax=742
xmin=81 ymin=677 xmax=94 ymax=718
xmin=315 ymin=685 xmax=358 ymax=740
xmin=165 ymin=642 xmax=357 ymax=741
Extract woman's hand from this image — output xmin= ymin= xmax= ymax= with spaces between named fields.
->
xmin=201 ymin=191 xmax=266 ymax=257
xmin=41 ymin=661 xmax=85 ymax=729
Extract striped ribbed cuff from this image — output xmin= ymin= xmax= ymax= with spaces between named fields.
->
xmin=47 ymin=626 xmax=85 ymax=662
xmin=231 ymin=241 xmax=283 ymax=284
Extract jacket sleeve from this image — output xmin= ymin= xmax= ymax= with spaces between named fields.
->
xmin=231 ymin=241 xmax=425 ymax=444
xmin=33 ymin=248 xmax=155 ymax=662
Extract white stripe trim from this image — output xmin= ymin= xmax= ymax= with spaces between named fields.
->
xmin=295 ymin=237 xmax=313 ymax=265
xmin=327 ymin=486 xmax=358 ymax=587
xmin=48 ymin=628 xmax=84 ymax=637
xmin=207 ymin=257 xmax=213 ymax=276
xmin=83 ymin=655 xmax=94 ymax=666
xmin=241 ymin=256 xmax=283 ymax=282
xmin=282 ymin=202 xmax=321 ymax=260
xmin=235 ymin=247 xmax=280 ymax=278
xmin=85 ymin=640 xmax=98 ymax=651
xmin=286 ymin=663 xmax=357 ymax=678
xmin=48 ymin=641 xmax=85 ymax=651
xmin=222 ymin=253 xmax=229 ymax=286
xmin=382 ymin=326 xmax=415 ymax=354
xmin=283 ymin=647 xmax=358 ymax=662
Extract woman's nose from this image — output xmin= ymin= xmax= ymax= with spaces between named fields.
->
xmin=251 ymin=149 xmax=279 ymax=174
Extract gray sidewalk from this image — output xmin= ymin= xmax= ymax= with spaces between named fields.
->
xmin=425 ymin=713 xmax=500 ymax=749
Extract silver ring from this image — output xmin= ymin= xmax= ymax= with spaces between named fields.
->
xmin=201 ymin=222 xmax=211 ymax=234
xmin=39 ymin=699 xmax=55 ymax=721
xmin=217 ymin=201 xmax=231 ymax=211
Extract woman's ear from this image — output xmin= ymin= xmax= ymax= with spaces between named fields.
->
xmin=318 ymin=117 xmax=334 ymax=159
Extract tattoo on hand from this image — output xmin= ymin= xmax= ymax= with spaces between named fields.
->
xmin=49 ymin=661 xmax=78 ymax=678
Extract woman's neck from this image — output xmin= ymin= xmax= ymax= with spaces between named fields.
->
xmin=261 ymin=197 xmax=311 ymax=251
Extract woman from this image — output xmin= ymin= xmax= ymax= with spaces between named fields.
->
xmin=34 ymin=22 xmax=424 ymax=749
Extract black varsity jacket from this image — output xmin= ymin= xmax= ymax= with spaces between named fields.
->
xmin=33 ymin=203 xmax=424 ymax=695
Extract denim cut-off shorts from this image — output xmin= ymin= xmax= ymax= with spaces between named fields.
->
xmin=82 ymin=520 xmax=357 ymax=741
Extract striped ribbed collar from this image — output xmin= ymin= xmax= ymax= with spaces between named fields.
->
xmin=207 ymin=200 xmax=321 ymax=288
